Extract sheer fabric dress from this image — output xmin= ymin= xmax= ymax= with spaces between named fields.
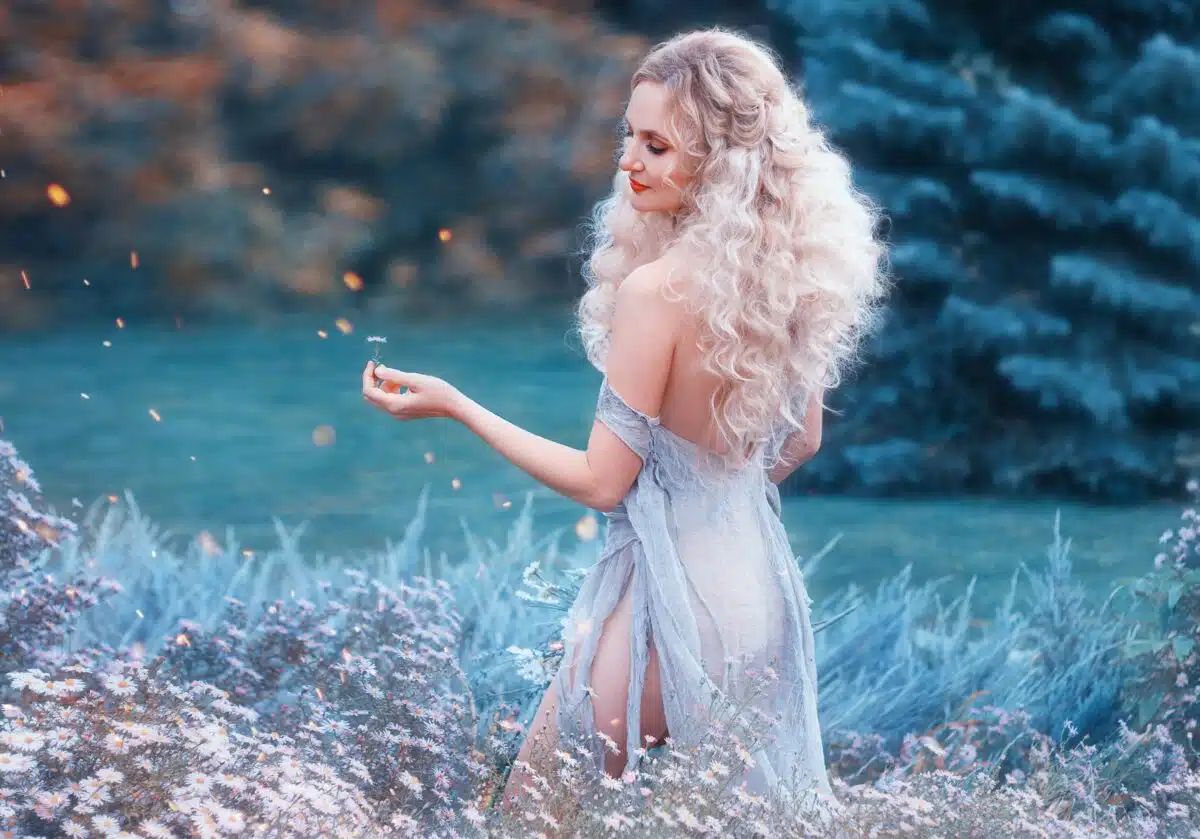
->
xmin=551 ymin=376 xmax=833 ymax=805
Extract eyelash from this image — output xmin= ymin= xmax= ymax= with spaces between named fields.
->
xmin=624 ymin=128 xmax=666 ymax=156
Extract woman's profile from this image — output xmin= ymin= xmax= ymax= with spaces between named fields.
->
xmin=362 ymin=27 xmax=888 ymax=814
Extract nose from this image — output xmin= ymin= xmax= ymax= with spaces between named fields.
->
xmin=618 ymin=144 xmax=643 ymax=174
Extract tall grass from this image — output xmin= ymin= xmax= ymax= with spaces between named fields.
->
xmin=2 ymin=436 xmax=1197 ymax=836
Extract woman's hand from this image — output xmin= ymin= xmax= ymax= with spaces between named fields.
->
xmin=361 ymin=361 xmax=464 ymax=421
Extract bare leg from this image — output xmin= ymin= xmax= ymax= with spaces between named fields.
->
xmin=500 ymin=678 xmax=561 ymax=815
xmin=589 ymin=586 xmax=670 ymax=778
xmin=500 ymin=584 xmax=670 ymax=813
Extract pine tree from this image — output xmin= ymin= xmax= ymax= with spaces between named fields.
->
xmin=773 ymin=0 xmax=1200 ymax=500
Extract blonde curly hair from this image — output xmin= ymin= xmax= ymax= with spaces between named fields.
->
xmin=575 ymin=28 xmax=889 ymax=464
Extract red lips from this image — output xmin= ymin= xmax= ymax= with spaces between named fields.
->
xmin=629 ymin=176 xmax=649 ymax=193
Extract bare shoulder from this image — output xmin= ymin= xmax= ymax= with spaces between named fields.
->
xmin=603 ymin=257 xmax=684 ymax=416
xmin=615 ymin=257 xmax=687 ymax=326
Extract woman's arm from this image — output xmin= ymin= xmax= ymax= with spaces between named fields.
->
xmin=451 ymin=263 xmax=676 ymax=512
xmin=767 ymin=388 xmax=825 ymax=485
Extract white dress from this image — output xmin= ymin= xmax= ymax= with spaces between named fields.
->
xmin=551 ymin=377 xmax=833 ymax=806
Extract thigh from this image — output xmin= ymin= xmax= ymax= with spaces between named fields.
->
xmin=589 ymin=585 xmax=669 ymax=777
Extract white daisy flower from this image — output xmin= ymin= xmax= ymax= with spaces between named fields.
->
xmin=0 ymin=753 xmax=33 ymax=773
xmin=397 ymin=771 xmax=422 ymax=796
xmin=96 ymin=768 xmax=123 ymax=785
xmin=138 ymin=820 xmax=173 ymax=838
xmin=185 ymin=771 xmax=214 ymax=794
xmin=103 ymin=733 xmax=131 ymax=754
xmin=4 ymin=730 xmax=44 ymax=752
xmin=218 ymin=808 xmax=245 ymax=830
xmin=91 ymin=813 xmax=120 ymax=834
xmin=82 ymin=785 xmax=112 ymax=806
xmin=51 ymin=678 xmax=86 ymax=694
xmin=102 ymin=675 xmax=137 ymax=697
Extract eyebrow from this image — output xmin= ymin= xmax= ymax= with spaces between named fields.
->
xmin=624 ymin=118 xmax=669 ymax=144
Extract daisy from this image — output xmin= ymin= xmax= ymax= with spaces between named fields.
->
xmin=96 ymin=768 xmax=123 ymax=785
xmin=91 ymin=813 xmax=120 ymax=834
xmin=218 ymin=809 xmax=245 ymax=830
xmin=397 ymin=771 xmax=423 ymax=796
xmin=32 ymin=788 xmax=66 ymax=807
xmin=103 ymin=675 xmax=136 ymax=697
xmin=5 ymin=731 xmax=44 ymax=752
xmin=185 ymin=772 xmax=214 ymax=795
xmin=600 ymin=774 xmax=624 ymax=791
xmin=138 ymin=820 xmax=173 ymax=838
xmin=0 ymin=754 xmax=32 ymax=773
xmin=103 ymin=734 xmax=131 ymax=754
xmin=81 ymin=786 xmax=112 ymax=806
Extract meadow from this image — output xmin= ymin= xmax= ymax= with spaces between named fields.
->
xmin=2 ymin=432 xmax=1198 ymax=837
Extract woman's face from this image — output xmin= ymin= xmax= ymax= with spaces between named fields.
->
xmin=618 ymin=81 xmax=691 ymax=215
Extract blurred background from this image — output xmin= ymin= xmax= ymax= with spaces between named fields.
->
xmin=0 ymin=0 xmax=1196 ymax=611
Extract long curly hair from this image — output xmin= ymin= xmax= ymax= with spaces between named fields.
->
xmin=575 ymin=28 xmax=890 ymax=465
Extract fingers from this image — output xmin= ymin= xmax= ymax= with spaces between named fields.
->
xmin=372 ymin=364 xmax=411 ymax=385
xmin=362 ymin=361 xmax=377 ymax=395
xmin=361 ymin=363 xmax=424 ymax=418
xmin=363 ymin=383 xmax=408 ymax=415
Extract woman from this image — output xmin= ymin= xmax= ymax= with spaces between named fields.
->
xmin=362 ymin=28 xmax=887 ymax=812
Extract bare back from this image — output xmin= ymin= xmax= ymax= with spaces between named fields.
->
xmin=653 ymin=274 xmax=740 ymax=459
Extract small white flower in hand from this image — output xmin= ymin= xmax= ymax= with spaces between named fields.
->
xmin=366 ymin=335 xmax=388 ymax=363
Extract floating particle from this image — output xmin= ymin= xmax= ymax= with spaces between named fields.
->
xmin=197 ymin=531 xmax=221 ymax=555
xmin=242 ymin=549 xmax=254 ymax=558
xmin=34 ymin=522 xmax=60 ymax=543
xmin=493 ymin=492 xmax=512 ymax=510
xmin=136 ymin=610 xmax=144 ymax=619
xmin=46 ymin=184 xmax=71 ymax=207
xmin=575 ymin=514 xmax=599 ymax=542
xmin=116 ymin=317 xmax=125 ymax=329
xmin=451 ymin=477 xmax=462 ymax=491
xmin=317 ymin=329 xmax=328 ymax=339
xmin=343 ymin=271 xmax=364 ymax=292
xmin=82 ymin=279 xmax=90 ymax=286
xmin=424 ymin=451 xmax=435 ymax=464
xmin=149 ymin=409 xmax=162 ymax=422
xmin=262 ymin=187 xmax=271 ymax=195
xmin=80 ymin=393 xmax=89 ymax=400
xmin=130 ymin=251 xmax=139 ymax=269
xmin=20 ymin=271 xmax=30 ymax=290
xmin=190 ymin=455 xmax=196 ymax=461
xmin=335 ymin=318 xmax=353 ymax=335
xmin=107 ymin=495 xmax=118 ymax=503
xmin=312 ymin=425 xmax=336 ymax=446
xmin=438 ymin=228 xmax=453 ymax=243
xmin=102 ymin=340 xmax=112 ymax=347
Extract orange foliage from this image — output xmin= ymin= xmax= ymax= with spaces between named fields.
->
xmin=322 ymin=186 xmax=385 ymax=222
xmin=1 ymin=0 xmax=648 ymax=320
xmin=373 ymin=0 xmax=423 ymax=33
xmin=105 ymin=56 xmax=225 ymax=101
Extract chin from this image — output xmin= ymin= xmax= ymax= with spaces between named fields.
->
xmin=628 ymin=193 xmax=665 ymax=214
